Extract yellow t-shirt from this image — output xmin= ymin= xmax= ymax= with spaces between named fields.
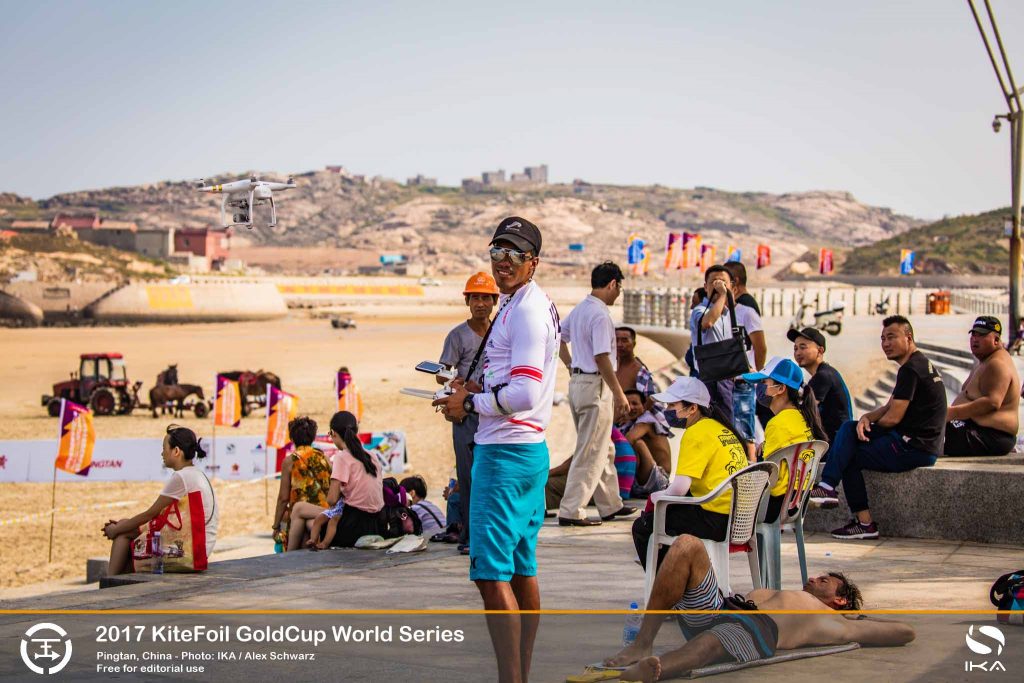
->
xmin=763 ymin=408 xmax=814 ymax=497
xmin=676 ymin=417 xmax=749 ymax=515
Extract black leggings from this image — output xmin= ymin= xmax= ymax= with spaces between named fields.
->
xmin=327 ymin=506 xmax=382 ymax=548
xmin=632 ymin=505 xmax=729 ymax=570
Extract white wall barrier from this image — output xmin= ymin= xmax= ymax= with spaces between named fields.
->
xmin=0 ymin=432 xmax=406 ymax=483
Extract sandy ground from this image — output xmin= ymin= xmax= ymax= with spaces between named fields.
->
xmin=0 ymin=303 xmax=970 ymax=591
xmin=0 ymin=307 xmax=676 ymax=590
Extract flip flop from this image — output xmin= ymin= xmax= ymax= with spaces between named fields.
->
xmin=565 ymin=667 xmax=623 ymax=683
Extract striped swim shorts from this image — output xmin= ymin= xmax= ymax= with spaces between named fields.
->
xmin=672 ymin=568 xmax=779 ymax=663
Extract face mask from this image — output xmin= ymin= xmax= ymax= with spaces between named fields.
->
xmin=664 ymin=409 xmax=689 ymax=428
xmin=756 ymin=383 xmax=773 ymax=407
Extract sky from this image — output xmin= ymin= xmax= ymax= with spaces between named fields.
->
xmin=3 ymin=1 xmax=1024 ymax=219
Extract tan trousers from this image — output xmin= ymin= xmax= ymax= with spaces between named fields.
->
xmin=559 ymin=374 xmax=623 ymax=519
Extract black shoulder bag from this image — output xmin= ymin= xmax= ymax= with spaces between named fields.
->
xmin=692 ymin=292 xmax=751 ymax=383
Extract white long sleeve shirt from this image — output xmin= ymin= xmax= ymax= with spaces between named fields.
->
xmin=472 ymin=281 xmax=560 ymax=445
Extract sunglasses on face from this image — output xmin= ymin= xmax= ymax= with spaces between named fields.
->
xmin=489 ymin=246 xmax=531 ymax=266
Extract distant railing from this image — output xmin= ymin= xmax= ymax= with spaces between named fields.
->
xmin=622 ymin=285 xmax=1008 ymax=329
xmin=950 ymin=290 xmax=1008 ymax=316
xmin=622 ymin=289 xmax=689 ymax=328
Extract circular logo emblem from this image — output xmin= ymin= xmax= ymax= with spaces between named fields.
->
xmin=966 ymin=624 xmax=1005 ymax=656
xmin=21 ymin=623 xmax=72 ymax=675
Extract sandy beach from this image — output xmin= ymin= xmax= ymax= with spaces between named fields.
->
xmin=0 ymin=299 xmax=961 ymax=590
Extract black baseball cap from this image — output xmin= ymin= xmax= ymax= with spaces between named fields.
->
xmin=971 ymin=316 xmax=1003 ymax=335
xmin=787 ymin=326 xmax=828 ymax=351
xmin=490 ymin=216 xmax=542 ymax=256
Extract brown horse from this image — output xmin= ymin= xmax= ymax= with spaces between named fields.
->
xmin=219 ymin=370 xmax=282 ymax=416
xmin=150 ymin=384 xmax=205 ymax=418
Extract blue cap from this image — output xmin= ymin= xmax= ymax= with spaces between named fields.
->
xmin=740 ymin=356 xmax=805 ymax=390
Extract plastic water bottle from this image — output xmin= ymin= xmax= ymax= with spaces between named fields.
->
xmin=622 ymin=602 xmax=642 ymax=647
xmin=151 ymin=531 xmax=164 ymax=574
xmin=274 ymin=521 xmax=288 ymax=554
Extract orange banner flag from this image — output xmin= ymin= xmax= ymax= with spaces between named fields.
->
xmin=265 ymin=385 xmax=299 ymax=449
xmin=336 ymin=370 xmax=364 ymax=422
xmin=55 ymin=399 xmax=95 ymax=476
xmin=214 ymin=375 xmax=242 ymax=428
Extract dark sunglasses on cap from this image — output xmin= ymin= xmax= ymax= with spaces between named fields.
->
xmin=489 ymin=246 xmax=532 ymax=266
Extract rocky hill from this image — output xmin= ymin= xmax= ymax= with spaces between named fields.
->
xmin=842 ymin=208 xmax=1009 ymax=276
xmin=2 ymin=170 xmax=923 ymax=277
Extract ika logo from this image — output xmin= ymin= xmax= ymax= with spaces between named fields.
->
xmin=21 ymin=623 xmax=72 ymax=675
xmin=965 ymin=624 xmax=1007 ymax=673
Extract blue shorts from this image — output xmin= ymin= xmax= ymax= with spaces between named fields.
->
xmin=469 ymin=441 xmax=549 ymax=582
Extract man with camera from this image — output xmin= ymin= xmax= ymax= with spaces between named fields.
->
xmin=437 ymin=271 xmax=501 ymax=552
xmin=434 ymin=216 xmax=559 ymax=683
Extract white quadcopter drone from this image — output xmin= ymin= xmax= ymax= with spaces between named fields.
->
xmin=195 ymin=176 xmax=296 ymax=229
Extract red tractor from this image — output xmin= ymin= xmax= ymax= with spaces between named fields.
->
xmin=42 ymin=353 xmax=139 ymax=417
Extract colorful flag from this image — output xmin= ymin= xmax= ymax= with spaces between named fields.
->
xmin=691 ymin=234 xmax=703 ymax=269
xmin=626 ymin=233 xmax=645 ymax=265
xmin=899 ymin=249 xmax=915 ymax=275
xmin=679 ymin=233 xmax=692 ymax=269
xmin=336 ymin=370 xmax=364 ymax=422
xmin=756 ymin=244 xmax=772 ymax=269
xmin=819 ymin=248 xmax=834 ymax=276
xmin=726 ymin=244 xmax=742 ymax=262
xmin=664 ymin=232 xmax=683 ymax=270
xmin=700 ymin=244 xmax=716 ymax=272
xmin=265 ymin=385 xmax=299 ymax=449
xmin=55 ymin=399 xmax=95 ymax=476
xmin=214 ymin=375 xmax=242 ymax=428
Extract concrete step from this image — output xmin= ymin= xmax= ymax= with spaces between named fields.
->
xmin=863 ymin=386 xmax=889 ymax=403
xmin=917 ymin=341 xmax=975 ymax=362
xmin=804 ymin=455 xmax=1024 ymax=545
xmin=854 ymin=397 xmax=880 ymax=413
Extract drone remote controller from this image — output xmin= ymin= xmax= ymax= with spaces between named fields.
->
xmin=400 ymin=361 xmax=459 ymax=407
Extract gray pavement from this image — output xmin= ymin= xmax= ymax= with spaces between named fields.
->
xmin=2 ymin=516 xmax=1022 ymax=682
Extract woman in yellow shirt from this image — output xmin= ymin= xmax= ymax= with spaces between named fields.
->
xmin=631 ymin=377 xmax=749 ymax=570
xmin=741 ymin=356 xmax=827 ymax=523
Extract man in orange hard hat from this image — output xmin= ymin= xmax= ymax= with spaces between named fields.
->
xmin=436 ymin=272 xmax=500 ymax=553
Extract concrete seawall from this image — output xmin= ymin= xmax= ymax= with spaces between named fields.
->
xmin=0 ymin=290 xmax=44 ymax=325
xmin=84 ymin=282 xmax=288 ymax=322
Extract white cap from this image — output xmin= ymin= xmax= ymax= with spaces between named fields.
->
xmin=650 ymin=376 xmax=711 ymax=407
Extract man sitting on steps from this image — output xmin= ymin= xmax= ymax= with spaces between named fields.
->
xmin=808 ymin=316 xmax=946 ymax=540
xmin=585 ymin=534 xmax=914 ymax=683
xmin=945 ymin=316 xmax=1021 ymax=457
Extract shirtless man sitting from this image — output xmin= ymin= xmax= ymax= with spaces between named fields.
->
xmin=616 ymin=328 xmax=673 ymax=472
xmin=946 ymin=316 xmax=1021 ymax=456
xmin=596 ymin=535 xmax=915 ymax=683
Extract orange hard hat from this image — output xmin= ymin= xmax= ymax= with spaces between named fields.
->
xmin=463 ymin=271 xmax=500 ymax=296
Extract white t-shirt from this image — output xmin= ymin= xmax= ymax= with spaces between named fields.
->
xmin=472 ymin=281 xmax=560 ymax=445
xmin=733 ymin=303 xmax=763 ymax=369
xmin=562 ymin=295 xmax=616 ymax=372
xmin=160 ymin=466 xmax=218 ymax=556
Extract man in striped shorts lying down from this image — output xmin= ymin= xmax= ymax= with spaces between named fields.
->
xmin=599 ymin=535 xmax=916 ymax=683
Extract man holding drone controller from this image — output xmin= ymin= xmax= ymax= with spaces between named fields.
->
xmin=436 ymin=271 xmax=501 ymax=554
xmin=434 ymin=216 xmax=560 ymax=683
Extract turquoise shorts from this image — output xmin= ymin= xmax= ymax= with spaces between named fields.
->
xmin=469 ymin=441 xmax=549 ymax=582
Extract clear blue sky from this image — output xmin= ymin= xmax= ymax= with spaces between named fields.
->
xmin=3 ymin=0 xmax=1023 ymax=219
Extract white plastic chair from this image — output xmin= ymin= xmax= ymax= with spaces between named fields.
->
xmin=643 ymin=461 xmax=778 ymax=602
xmin=755 ymin=440 xmax=830 ymax=590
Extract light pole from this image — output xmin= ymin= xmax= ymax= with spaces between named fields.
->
xmin=968 ymin=0 xmax=1024 ymax=342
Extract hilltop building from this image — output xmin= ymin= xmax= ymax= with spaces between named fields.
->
xmin=406 ymin=174 xmax=438 ymax=187
xmin=462 ymin=164 xmax=548 ymax=193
